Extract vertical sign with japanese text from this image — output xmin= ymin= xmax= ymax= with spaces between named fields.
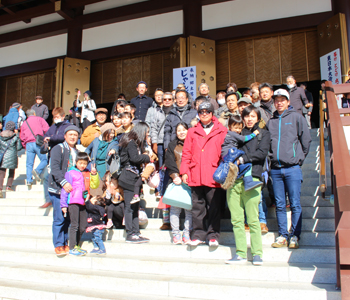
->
xmin=173 ymin=66 xmax=197 ymax=99
xmin=320 ymin=49 xmax=342 ymax=85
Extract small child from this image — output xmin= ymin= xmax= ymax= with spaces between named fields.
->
xmin=103 ymin=171 xmax=124 ymax=228
xmin=218 ymin=114 xmax=263 ymax=191
xmin=131 ymin=141 xmax=158 ymax=204
xmin=60 ymin=152 xmax=99 ymax=256
xmin=85 ymin=195 xmax=107 ymax=255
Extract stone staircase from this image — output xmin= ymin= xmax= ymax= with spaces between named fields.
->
xmin=0 ymin=128 xmax=341 ymax=300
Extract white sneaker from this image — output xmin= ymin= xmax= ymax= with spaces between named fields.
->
xmin=288 ymin=235 xmax=299 ymax=249
xmin=130 ymin=196 xmax=140 ymax=204
xmin=190 ymin=239 xmax=205 ymax=246
xmin=208 ymin=239 xmax=219 ymax=247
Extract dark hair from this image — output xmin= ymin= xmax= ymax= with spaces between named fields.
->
xmin=154 ymin=88 xmax=164 ymax=94
xmin=102 ymin=129 xmax=115 ymax=141
xmin=194 ymin=96 xmax=207 ymax=107
xmin=117 ymin=100 xmax=126 ymax=108
xmin=226 ymin=82 xmax=237 ymax=92
xmin=117 ymin=93 xmax=126 ymax=100
xmin=176 ymin=121 xmax=189 ymax=132
xmin=241 ymin=105 xmax=261 ymax=121
xmin=242 ymin=88 xmax=251 ymax=96
xmin=259 ymin=82 xmax=273 ymax=91
xmin=76 ymin=152 xmax=90 ymax=163
xmin=228 ymin=114 xmax=243 ymax=128
xmin=299 ymin=82 xmax=307 ymax=88
xmin=121 ymin=112 xmax=132 ymax=119
xmin=112 ymin=111 xmax=123 ymax=118
xmin=93 ymin=195 xmax=106 ymax=207
xmin=175 ymin=89 xmax=189 ymax=99
xmin=126 ymin=103 xmax=137 ymax=113
xmin=225 ymin=91 xmax=239 ymax=101
xmin=119 ymin=122 xmax=149 ymax=150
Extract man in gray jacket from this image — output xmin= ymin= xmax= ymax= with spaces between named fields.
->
xmin=31 ymin=96 xmax=49 ymax=120
xmin=267 ymin=89 xmax=311 ymax=250
xmin=286 ymin=76 xmax=309 ymax=115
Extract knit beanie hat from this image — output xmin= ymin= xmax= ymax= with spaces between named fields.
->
xmin=5 ymin=121 xmax=15 ymax=131
xmin=100 ymin=123 xmax=116 ymax=135
xmin=12 ymin=103 xmax=20 ymax=109
xmin=64 ymin=125 xmax=80 ymax=134
xmin=84 ymin=90 xmax=92 ymax=98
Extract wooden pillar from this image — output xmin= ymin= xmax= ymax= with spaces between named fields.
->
xmin=67 ymin=22 xmax=83 ymax=59
xmin=333 ymin=0 xmax=350 ymax=64
xmin=183 ymin=0 xmax=202 ymax=37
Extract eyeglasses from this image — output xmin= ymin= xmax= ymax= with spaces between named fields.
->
xmin=198 ymin=110 xmax=211 ymax=115
xmin=163 ymin=98 xmax=173 ymax=101
xmin=176 ymin=96 xmax=187 ymax=100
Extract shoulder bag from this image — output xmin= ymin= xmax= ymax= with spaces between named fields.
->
xmin=25 ymin=120 xmax=44 ymax=146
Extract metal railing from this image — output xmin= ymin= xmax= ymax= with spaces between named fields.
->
xmin=322 ymin=81 xmax=350 ymax=294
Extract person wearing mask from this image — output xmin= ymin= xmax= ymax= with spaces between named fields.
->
xmin=31 ymin=96 xmax=49 ymax=120
xmin=130 ymin=81 xmax=153 ymax=122
xmin=216 ymin=91 xmax=226 ymax=108
xmin=77 ymin=90 xmax=97 ymax=131
xmin=81 ymin=108 xmax=108 ymax=147
xmin=163 ymin=90 xmax=197 ymax=150
xmin=286 ymin=76 xmax=309 ymax=116
xmin=39 ymin=107 xmax=71 ymax=209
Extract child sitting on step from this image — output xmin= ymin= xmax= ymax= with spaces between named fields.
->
xmin=86 ymin=195 xmax=107 ymax=255
xmin=60 ymin=152 xmax=99 ymax=256
xmin=103 ymin=171 xmax=124 ymax=229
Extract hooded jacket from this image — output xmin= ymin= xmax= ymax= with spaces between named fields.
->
xmin=60 ymin=167 xmax=99 ymax=208
xmin=180 ymin=117 xmax=227 ymax=188
xmin=0 ymin=131 xmax=22 ymax=169
xmin=3 ymin=108 xmax=19 ymax=129
xmin=267 ymin=106 xmax=311 ymax=169
xmin=163 ymin=104 xmax=197 ymax=149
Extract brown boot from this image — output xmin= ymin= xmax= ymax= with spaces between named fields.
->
xmin=159 ymin=223 xmax=171 ymax=230
xmin=260 ymin=223 xmax=269 ymax=234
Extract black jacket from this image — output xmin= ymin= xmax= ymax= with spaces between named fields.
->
xmin=118 ymin=140 xmax=150 ymax=191
xmin=289 ymin=86 xmax=308 ymax=115
xmin=130 ymin=95 xmax=153 ymax=122
xmin=164 ymin=139 xmax=181 ymax=177
xmin=0 ymin=131 xmax=22 ymax=169
xmin=267 ymin=106 xmax=311 ymax=169
xmin=48 ymin=141 xmax=78 ymax=195
xmin=163 ymin=104 xmax=197 ymax=149
xmin=239 ymin=125 xmax=270 ymax=179
xmin=86 ymin=200 xmax=105 ymax=226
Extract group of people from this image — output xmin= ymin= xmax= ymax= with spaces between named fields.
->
xmin=0 ymin=77 xmax=314 ymax=266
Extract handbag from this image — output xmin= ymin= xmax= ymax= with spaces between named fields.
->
xmin=147 ymin=170 xmax=160 ymax=188
xmin=138 ymin=208 xmax=148 ymax=226
xmin=0 ymin=136 xmax=15 ymax=165
xmin=40 ymin=142 xmax=49 ymax=154
xmin=162 ymin=182 xmax=192 ymax=210
xmin=25 ymin=120 xmax=44 ymax=146
xmin=109 ymin=154 xmax=121 ymax=178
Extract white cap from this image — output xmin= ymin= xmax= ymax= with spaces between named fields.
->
xmin=273 ymin=89 xmax=289 ymax=100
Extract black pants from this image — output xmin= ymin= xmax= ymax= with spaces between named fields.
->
xmin=106 ymin=201 xmax=125 ymax=221
xmin=124 ymin=189 xmax=140 ymax=238
xmin=68 ymin=204 xmax=87 ymax=250
xmin=134 ymin=177 xmax=143 ymax=196
xmin=191 ymin=186 xmax=221 ymax=241
xmin=0 ymin=168 xmax=14 ymax=189
xmin=82 ymin=118 xmax=92 ymax=132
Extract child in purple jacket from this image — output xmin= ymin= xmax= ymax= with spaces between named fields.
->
xmin=60 ymin=152 xmax=99 ymax=256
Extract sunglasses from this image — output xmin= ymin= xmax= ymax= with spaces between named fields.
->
xmin=163 ymin=98 xmax=173 ymax=101
xmin=198 ymin=110 xmax=212 ymax=115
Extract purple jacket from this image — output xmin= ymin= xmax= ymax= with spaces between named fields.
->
xmin=60 ymin=167 xmax=99 ymax=208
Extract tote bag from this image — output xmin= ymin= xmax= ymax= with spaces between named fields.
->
xmin=162 ymin=183 xmax=192 ymax=210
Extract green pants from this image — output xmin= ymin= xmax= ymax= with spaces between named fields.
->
xmin=227 ymin=178 xmax=262 ymax=258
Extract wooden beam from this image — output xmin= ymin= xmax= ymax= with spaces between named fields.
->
xmin=55 ymin=0 xmax=75 ymax=21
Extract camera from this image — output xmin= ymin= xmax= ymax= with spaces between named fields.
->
xmin=84 ymin=104 xmax=88 ymax=109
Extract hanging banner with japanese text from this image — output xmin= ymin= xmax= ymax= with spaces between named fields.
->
xmin=173 ymin=66 xmax=196 ymax=99
xmin=320 ymin=49 xmax=342 ymax=85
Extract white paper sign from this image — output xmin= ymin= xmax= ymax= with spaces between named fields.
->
xmin=320 ymin=49 xmax=342 ymax=85
xmin=173 ymin=66 xmax=196 ymax=98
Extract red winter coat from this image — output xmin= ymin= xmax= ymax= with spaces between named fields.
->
xmin=180 ymin=117 xmax=227 ymax=188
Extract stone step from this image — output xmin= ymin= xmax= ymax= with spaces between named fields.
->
xmin=0 ymin=261 xmax=340 ymax=300
xmin=0 ymin=235 xmax=334 ymax=263
xmin=2 ymin=190 xmax=44 ymax=199
xmin=0 ymin=249 xmax=336 ymax=284
xmin=0 ymin=214 xmax=335 ymax=232
xmin=2 ymin=184 xmax=44 ymax=192
xmin=0 ymin=278 xmax=196 ymax=300
xmin=0 ymin=223 xmax=335 ymax=246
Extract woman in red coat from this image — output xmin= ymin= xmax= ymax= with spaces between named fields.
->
xmin=180 ymin=101 xmax=227 ymax=246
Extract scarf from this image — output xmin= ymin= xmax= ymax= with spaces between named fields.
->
xmin=163 ymin=105 xmax=173 ymax=116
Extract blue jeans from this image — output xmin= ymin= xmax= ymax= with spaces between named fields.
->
xmin=50 ymin=192 xmax=70 ymax=247
xmin=270 ymin=166 xmax=303 ymax=239
xmin=26 ymin=142 xmax=47 ymax=183
xmin=92 ymin=228 xmax=105 ymax=251
xmin=43 ymin=166 xmax=50 ymax=203
xmin=157 ymin=144 xmax=164 ymax=167
xmin=258 ymin=192 xmax=268 ymax=224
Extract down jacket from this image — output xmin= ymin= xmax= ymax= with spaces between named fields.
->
xmin=60 ymin=167 xmax=99 ymax=208
xmin=0 ymin=131 xmax=22 ymax=169
xmin=163 ymin=104 xmax=197 ymax=149
xmin=180 ymin=117 xmax=227 ymax=188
